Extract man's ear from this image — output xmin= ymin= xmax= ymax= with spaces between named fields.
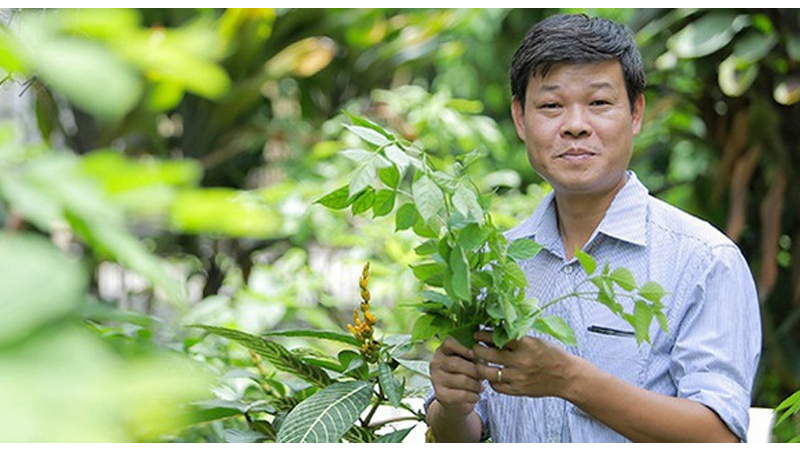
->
xmin=631 ymin=93 xmax=645 ymax=136
xmin=511 ymin=96 xmax=527 ymax=142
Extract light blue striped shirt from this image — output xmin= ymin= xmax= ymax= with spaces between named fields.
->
xmin=431 ymin=172 xmax=761 ymax=442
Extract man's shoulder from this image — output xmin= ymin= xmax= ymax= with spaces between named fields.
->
xmin=647 ymin=195 xmax=735 ymax=251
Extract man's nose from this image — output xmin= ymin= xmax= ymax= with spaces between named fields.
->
xmin=560 ymin=106 xmax=591 ymax=138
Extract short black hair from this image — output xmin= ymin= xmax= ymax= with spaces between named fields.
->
xmin=510 ymin=13 xmax=646 ymax=111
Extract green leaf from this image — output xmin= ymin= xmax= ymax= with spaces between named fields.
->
xmin=452 ymin=183 xmax=483 ymax=222
xmin=507 ymin=238 xmax=543 ymax=261
xmin=590 ymin=277 xmax=623 ymax=315
xmin=394 ymin=358 xmax=430 ymax=378
xmin=458 ymin=223 xmax=487 ymax=253
xmin=719 ymin=54 xmax=759 ymax=97
xmin=410 ymin=262 xmax=447 ymax=283
xmin=260 ymin=329 xmax=359 ymax=347
xmin=667 ymin=11 xmax=749 ymax=58
xmin=345 ymin=124 xmax=391 ymax=148
xmin=372 ymin=189 xmax=395 ymax=218
xmin=384 ymin=144 xmax=411 ymax=174
xmin=632 ymin=301 xmax=654 ymax=345
xmin=338 ymin=350 xmax=368 ymax=378
xmin=340 ymin=148 xmax=376 ymax=164
xmin=411 ymin=314 xmax=437 ymax=342
xmin=349 ymin=163 xmax=375 ymax=198
xmin=375 ymin=427 xmax=414 ymax=443
xmin=170 ymin=188 xmax=283 ymax=239
xmin=0 ymin=233 xmax=86 ymax=346
xmin=343 ymin=111 xmax=394 ymax=140
xmin=609 ymin=267 xmax=636 ymax=292
xmin=450 ymin=245 xmax=471 ymax=302
xmin=395 ymin=203 xmax=418 ymax=231
xmin=639 ymin=281 xmax=667 ymax=304
xmin=28 ymin=39 xmax=143 ymax=123
xmin=575 ymin=250 xmax=596 ymax=275
xmin=420 ymin=290 xmax=454 ymax=309
xmin=775 ymin=390 xmax=800 ymax=426
xmin=377 ymin=165 xmax=400 ymax=189
xmin=532 ymin=315 xmax=577 ymax=346
xmin=378 ymin=362 xmax=403 ymax=408
xmin=276 ymin=380 xmax=374 ymax=443
xmin=414 ymin=240 xmax=438 ymax=256
xmin=315 ymin=185 xmax=352 ymax=210
xmin=503 ymin=261 xmax=528 ymax=289
xmin=193 ymin=325 xmax=332 ymax=387
xmin=412 ymin=175 xmax=444 ymax=223
xmin=447 ymin=324 xmax=478 ymax=348
xmin=351 ymin=187 xmax=376 ymax=215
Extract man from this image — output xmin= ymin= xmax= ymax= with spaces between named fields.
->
xmin=425 ymin=14 xmax=761 ymax=442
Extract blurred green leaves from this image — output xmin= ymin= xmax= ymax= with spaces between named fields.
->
xmin=0 ymin=9 xmax=231 ymax=122
xmin=0 ymin=233 xmax=85 ymax=346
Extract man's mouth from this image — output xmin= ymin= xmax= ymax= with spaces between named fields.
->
xmin=557 ymin=148 xmax=596 ymax=159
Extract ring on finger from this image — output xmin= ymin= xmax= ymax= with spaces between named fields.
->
xmin=497 ymin=369 xmax=503 ymax=383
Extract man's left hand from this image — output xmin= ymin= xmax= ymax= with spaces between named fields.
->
xmin=472 ymin=330 xmax=578 ymax=399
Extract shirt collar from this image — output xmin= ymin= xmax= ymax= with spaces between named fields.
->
xmin=506 ymin=171 xmax=649 ymax=255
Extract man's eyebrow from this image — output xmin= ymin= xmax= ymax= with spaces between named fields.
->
xmin=536 ymin=81 xmax=617 ymax=92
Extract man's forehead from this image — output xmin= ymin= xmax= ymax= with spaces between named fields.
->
xmin=529 ymin=61 xmax=624 ymax=90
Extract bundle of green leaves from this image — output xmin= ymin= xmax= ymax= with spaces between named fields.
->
xmin=317 ymin=112 xmax=668 ymax=349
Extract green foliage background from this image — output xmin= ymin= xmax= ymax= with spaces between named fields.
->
xmin=0 ymin=7 xmax=798 ymax=442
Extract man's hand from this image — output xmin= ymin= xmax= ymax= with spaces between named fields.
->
xmin=470 ymin=330 xmax=737 ymax=442
xmin=429 ymin=336 xmax=484 ymax=416
xmin=426 ymin=336 xmax=484 ymax=442
xmin=472 ymin=330 xmax=578 ymax=399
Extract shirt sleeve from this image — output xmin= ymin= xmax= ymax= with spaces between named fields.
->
xmin=669 ymin=243 xmax=762 ymax=441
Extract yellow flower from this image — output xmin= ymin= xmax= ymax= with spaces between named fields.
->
xmin=346 ymin=262 xmax=380 ymax=363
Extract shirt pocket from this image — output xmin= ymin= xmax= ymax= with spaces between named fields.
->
xmin=581 ymin=323 xmax=645 ymax=387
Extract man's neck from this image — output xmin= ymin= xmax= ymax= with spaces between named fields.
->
xmin=554 ymin=182 xmax=626 ymax=260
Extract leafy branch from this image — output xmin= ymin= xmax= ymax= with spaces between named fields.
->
xmin=317 ymin=111 xmax=668 ymax=349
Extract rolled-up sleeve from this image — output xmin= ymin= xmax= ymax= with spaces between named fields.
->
xmin=670 ymin=244 xmax=762 ymax=441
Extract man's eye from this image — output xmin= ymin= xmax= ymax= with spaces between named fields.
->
xmin=540 ymin=103 xmax=559 ymax=109
xmin=591 ymin=100 xmax=611 ymax=106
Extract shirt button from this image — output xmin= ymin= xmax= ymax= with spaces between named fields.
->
xmin=563 ymin=264 xmax=573 ymax=274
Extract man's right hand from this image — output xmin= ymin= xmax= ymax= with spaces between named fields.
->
xmin=428 ymin=336 xmax=484 ymax=427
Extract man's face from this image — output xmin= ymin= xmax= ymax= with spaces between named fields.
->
xmin=511 ymin=60 xmax=644 ymax=199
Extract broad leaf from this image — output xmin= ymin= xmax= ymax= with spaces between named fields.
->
xmin=632 ymin=301 xmax=654 ymax=345
xmin=351 ymin=187 xmax=376 ymax=215
xmin=349 ymin=163 xmax=375 ymax=198
xmin=375 ymin=427 xmax=414 ymax=443
xmin=276 ymin=381 xmax=374 ymax=443
xmin=575 ymin=250 xmax=596 ymax=275
xmin=639 ymin=281 xmax=667 ymax=304
xmin=532 ymin=315 xmax=577 ymax=346
xmin=193 ymin=325 xmax=331 ymax=387
xmin=452 ymin=183 xmax=483 ymax=222
xmin=420 ymin=290 xmax=453 ymax=309
xmin=503 ymin=261 xmax=528 ymax=289
xmin=411 ymin=175 xmax=444 ymax=223
xmin=315 ymin=185 xmax=352 ymax=210
xmin=261 ymin=329 xmax=359 ymax=347
xmin=609 ymin=267 xmax=636 ymax=292
xmin=378 ymin=361 xmax=403 ymax=408
xmin=667 ymin=11 xmax=748 ymax=58
xmin=450 ymin=244 xmax=471 ymax=302
xmin=507 ymin=238 xmax=543 ymax=261
xmin=384 ymin=144 xmax=411 ymax=174
xmin=372 ymin=189 xmax=395 ymax=218
xmin=343 ymin=111 xmax=394 ymax=140
xmin=395 ymin=203 xmax=418 ymax=231
xmin=345 ymin=124 xmax=391 ymax=148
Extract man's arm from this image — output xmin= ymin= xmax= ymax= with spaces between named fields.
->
xmin=426 ymin=337 xmax=485 ymax=442
xmin=472 ymin=331 xmax=738 ymax=443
